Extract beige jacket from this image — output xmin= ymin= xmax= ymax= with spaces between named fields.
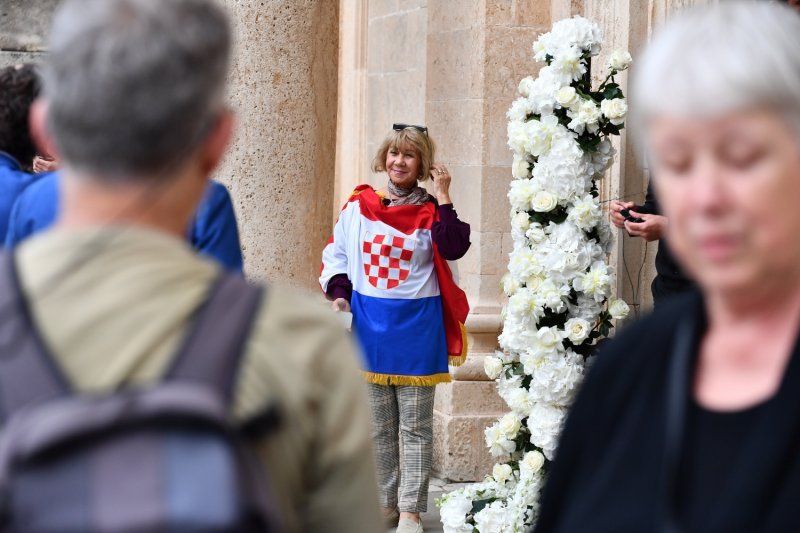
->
xmin=15 ymin=226 xmax=382 ymax=533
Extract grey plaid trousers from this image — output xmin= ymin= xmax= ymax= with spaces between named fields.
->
xmin=366 ymin=383 xmax=436 ymax=513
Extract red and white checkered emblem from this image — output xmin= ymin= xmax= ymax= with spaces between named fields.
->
xmin=362 ymin=232 xmax=416 ymax=290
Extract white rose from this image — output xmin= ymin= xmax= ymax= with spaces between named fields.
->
xmin=525 ymin=223 xmax=546 ymax=243
xmin=499 ymin=412 xmax=522 ymax=439
xmin=568 ymin=98 xmax=601 ymax=134
xmin=567 ymin=195 xmax=602 ymax=230
xmin=508 ymin=178 xmax=538 ymax=212
xmin=564 ymin=317 xmax=591 ymax=344
xmin=440 ymin=493 xmax=474 ymax=532
xmin=532 ymin=191 xmax=558 ymax=213
xmin=518 ymin=76 xmax=535 ymax=97
xmin=507 ymin=97 xmax=534 ymax=123
xmin=573 ymin=261 xmax=612 ymax=303
xmin=484 ymin=356 xmax=504 ymax=380
xmin=608 ymin=49 xmax=632 ymax=71
xmin=600 ymin=98 xmax=628 ymax=125
xmin=505 ymin=385 xmax=533 ymax=415
xmin=508 ymin=287 xmax=543 ymax=324
xmin=609 ymin=298 xmax=631 ymax=320
xmin=537 ymin=279 xmax=569 ymax=313
xmin=512 ymin=155 xmax=530 ymax=179
xmin=527 ymin=403 xmax=567 ymax=460
xmin=532 ymin=39 xmax=547 ymax=62
xmin=511 ymin=211 xmax=531 ymax=233
xmin=501 ymin=273 xmax=521 ymax=297
xmin=474 ymin=501 xmax=509 ymax=532
xmin=533 ymin=326 xmax=564 ymax=357
xmin=526 ymin=274 xmax=545 ymax=291
xmin=485 ymin=423 xmax=516 ymax=457
xmin=551 ymin=46 xmax=587 ymax=83
xmin=555 ymin=86 xmax=579 ymax=108
xmin=492 ymin=463 xmax=514 ymax=484
xmin=521 ymin=450 xmax=546 ymax=474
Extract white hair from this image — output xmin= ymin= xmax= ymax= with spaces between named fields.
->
xmin=633 ymin=1 xmax=800 ymax=135
xmin=44 ymin=0 xmax=231 ymax=181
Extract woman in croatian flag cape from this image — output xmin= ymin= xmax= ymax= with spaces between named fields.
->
xmin=320 ymin=124 xmax=470 ymax=532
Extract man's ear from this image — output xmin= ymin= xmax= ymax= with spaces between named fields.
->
xmin=29 ymin=99 xmax=59 ymax=159
xmin=199 ymin=110 xmax=235 ymax=177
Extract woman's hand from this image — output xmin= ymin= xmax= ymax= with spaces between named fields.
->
xmin=610 ymin=200 xmax=635 ymax=229
xmin=430 ymin=163 xmax=452 ymax=205
xmin=624 ymin=212 xmax=668 ymax=242
xmin=331 ymin=298 xmax=351 ymax=313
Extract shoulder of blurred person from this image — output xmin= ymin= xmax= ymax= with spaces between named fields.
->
xmin=4 ymin=171 xmax=58 ymax=248
xmin=0 ymin=155 xmax=46 ymax=244
xmin=189 ymin=180 xmax=243 ymax=272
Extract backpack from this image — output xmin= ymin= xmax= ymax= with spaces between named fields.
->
xmin=0 ymin=254 xmax=283 ymax=532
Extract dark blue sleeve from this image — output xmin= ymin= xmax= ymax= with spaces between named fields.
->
xmin=4 ymin=172 xmax=59 ymax=248
xmin=189 ymin=181 xmax=244 ymax=272
xmin=431 ymin=204 xmax=471 ymax=260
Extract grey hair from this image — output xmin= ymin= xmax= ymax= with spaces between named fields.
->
xmin=44 ymin=0 xmax=231 ymax=181
xmin=633 ymin=1 xmax=800 ymax=137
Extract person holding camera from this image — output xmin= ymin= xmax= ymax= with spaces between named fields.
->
xmin=610 ymin=180 xmax=695 ymax=306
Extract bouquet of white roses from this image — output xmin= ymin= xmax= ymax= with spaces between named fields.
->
xmin=439 ymin=16 xmax=631 ymax=532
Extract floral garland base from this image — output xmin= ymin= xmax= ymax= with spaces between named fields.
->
xmin=438 ymin=16 xmax=631 ymax=533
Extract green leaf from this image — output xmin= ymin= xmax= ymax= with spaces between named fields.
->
xmin=470 ymin=498 xmax=498 ymax=516
xmin=603 ymin=83 xmax=623 ymax=100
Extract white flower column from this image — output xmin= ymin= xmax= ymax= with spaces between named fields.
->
xmin=439 ymin=16 xmax=631 ymax=532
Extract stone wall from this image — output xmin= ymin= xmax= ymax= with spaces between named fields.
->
xmin=0 ymin=0 xmax=58 ymax=68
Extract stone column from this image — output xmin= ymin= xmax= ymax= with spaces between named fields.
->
xmin=426 ymin=0 xmax=554 ymax=482
xmin=216 ymin=0 xmax=339 ymax=289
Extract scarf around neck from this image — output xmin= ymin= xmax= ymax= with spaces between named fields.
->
xmin=386 ymin=179 xmax=431 ymax=206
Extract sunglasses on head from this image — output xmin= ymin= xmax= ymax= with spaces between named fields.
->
xmin=393 ymin=123 xmax=428 ymax=134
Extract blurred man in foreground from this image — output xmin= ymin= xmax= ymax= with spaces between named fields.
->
xmin=4 ymin=0 xmax=381 ymax=530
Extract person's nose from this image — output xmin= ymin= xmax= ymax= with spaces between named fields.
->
xmin=691 ymin=157 xmax=729 ymax=216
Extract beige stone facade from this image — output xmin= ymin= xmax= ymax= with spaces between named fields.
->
xmin=336 ymin=0 xmax=710 ymax=481
xmin=5 ymin=0 xmax=709 ymax=483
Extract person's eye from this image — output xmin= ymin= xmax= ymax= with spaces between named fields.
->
xmin=657 ymin=154 xmax=692 ymax=176
xmin=723 ymin=146 xmax=768 ymax=171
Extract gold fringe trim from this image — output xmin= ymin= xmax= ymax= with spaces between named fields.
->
xmin=361 ymin=371 xmax=452 ymax=386
xmin=447 ymin=323 xmax=470 ymax=367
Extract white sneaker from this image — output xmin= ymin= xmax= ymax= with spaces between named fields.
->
xmin=396 ymin=518 xmax=423 ymax=533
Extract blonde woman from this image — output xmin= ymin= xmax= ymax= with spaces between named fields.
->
xmin=320 ymin=124 xmax=471 ymax=533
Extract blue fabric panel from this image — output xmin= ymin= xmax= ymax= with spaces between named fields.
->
xmin=166 ymin=433 xmax=238 ymax=529
xmin=351 ymin=291 xmax=449 ymax=377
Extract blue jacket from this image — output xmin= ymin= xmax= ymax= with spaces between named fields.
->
xmin=0 ymin=152 xmax=46 ymax=242
xmin=4 ymin=172 xmax=244 ymax=272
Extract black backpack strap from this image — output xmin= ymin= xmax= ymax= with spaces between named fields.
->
xmin=0 ymin=253 xmax=70 ymax=422
xmin=166 ymin=272 xmax=265 ymax=404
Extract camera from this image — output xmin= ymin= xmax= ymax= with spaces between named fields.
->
xmin=620 ymin=208 xmax=645 ymax=224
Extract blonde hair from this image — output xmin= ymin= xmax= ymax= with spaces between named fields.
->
xmin=372 ymin=127 xmax=436 ymax=182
